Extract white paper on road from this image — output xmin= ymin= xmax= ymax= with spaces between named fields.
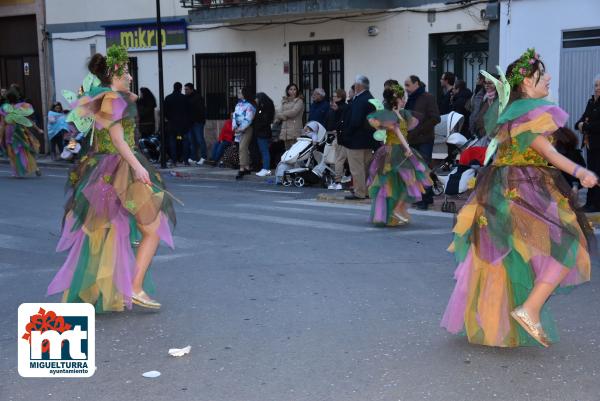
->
xmin=168 ymin=346 xmax=191 ymax=357
xmin=142 ymin=370 xmax=161 ymax=378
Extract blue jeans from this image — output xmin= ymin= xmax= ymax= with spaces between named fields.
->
xmin=211 ymin=140 xmax=231 ymax=163
xmin=257 ymin=137 xmax=270 ymax=170
xmin=413 ymin=142 xmax=434 ymax=204
xmin=188 ymin=122 xmax=207 ymax=161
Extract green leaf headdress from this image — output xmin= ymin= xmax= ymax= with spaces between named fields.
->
xmin=106 ymin=44 xmax=129 ymax=77
xmin=480 ymin=48 xmax=541 ymax=165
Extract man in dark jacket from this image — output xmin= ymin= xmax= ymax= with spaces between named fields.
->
xmin=404 ymin=75 xmax=441 ymax=210
xmin=576 ymin=77 xmax=600 ymax=212
xmin=184 ymin=83 xmax=207 ymax=165
xmin=438 ymin=71 xmax=455 ymax=115
xmin=164 ymin=82 xmax=191 ymax=166
xmin=342 ymin=75 xmax=377 ymax=200
xmin=308 ymin=88 xmax=330 ymax=126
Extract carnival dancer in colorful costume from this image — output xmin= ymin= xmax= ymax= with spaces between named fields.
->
xmin=367 ymin=85 xmax=432 ymax=226
xmin=441 ymin=49 xmax=597 ymax=347
xmin=47 ymin=46 xmax=176 ymax=311
xmin=0 ymin=91 xmax=41 ymax=177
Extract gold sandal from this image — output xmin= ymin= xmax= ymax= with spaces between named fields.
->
xmin=510 ymin=307 xmax=550 ymax=347
xmin=132 ymin=291 xmax=161 ymax=309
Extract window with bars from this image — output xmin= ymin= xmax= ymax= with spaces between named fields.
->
xmin=194 ymin=52 xmax=256 ymax=119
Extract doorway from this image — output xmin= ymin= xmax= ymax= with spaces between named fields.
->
xmin=289 ymin=40 xmax=344 ymax=121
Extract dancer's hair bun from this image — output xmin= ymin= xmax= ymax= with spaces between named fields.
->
xmin=88 ymin=53 xmax=110 ymax=85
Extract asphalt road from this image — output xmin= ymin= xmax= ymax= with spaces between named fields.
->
xmin=1 ymin=164 xmax=599 ymax=401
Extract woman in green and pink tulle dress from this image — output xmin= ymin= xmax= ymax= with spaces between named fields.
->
xmin=441 ymin=49 xmax=597 ymax=347
xmin=47 ymin=46 xmax=176 ymax=312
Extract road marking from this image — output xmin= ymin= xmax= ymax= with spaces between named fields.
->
xmin=45 ymin=174 xmax=67 ymax=178
xmin=181 ymin=208 xmax=377 ymax=232
xmin=277 ymin=199 xmax=455 ymax=219
xmin=174 ymin=184 xmax=218 ymax=188
xmin=256 ymin=189 xmax=302 ymax=194
xmin=233 ymin=203 xmax=362 ymax=217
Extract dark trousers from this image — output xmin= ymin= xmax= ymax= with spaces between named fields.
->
xmin=168 ymin=132 xmax=189 ymax=163
xmin=257 ymin=137 xmax=270 ymax=170
xmin=211 ymin=140 xmax=231 ymax=162
xmin=414 ymin=142 xmax=434 ymax=204
xmin=50 ymin=132 xmax=66 ymax=157
xmin=586 ymin=147 xmax=600 ymax=207
xmin=188 ymin=122 xmax=207 ymax=161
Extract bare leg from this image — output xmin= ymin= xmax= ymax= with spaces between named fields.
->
xmin=520 ymin=266 xmax=570 ymax=324
xmin=132 ymin=217 xmax=160 ymax=294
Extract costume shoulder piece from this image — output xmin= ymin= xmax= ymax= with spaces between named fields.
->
xmin=495 ymin=99 xmax=568 ymax=152
xmin=0 ymin=102 xmax=34 ymax=127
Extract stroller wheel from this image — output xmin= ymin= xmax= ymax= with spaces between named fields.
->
xmin=441 ymin=200 xmax=457 ymax=213
xmin=282 ymin=176 xmax=293 ymax=187
xmin=432 ymin=181 xmax=445 ymax=196
xmin=322 ymin=173 xmax=334 ymax=188
xmin=293 ymin=177 xmax=305 ymax=187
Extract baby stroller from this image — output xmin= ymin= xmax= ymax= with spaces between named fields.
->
xmin=431 ymin=111 xmax=478 ymax=196
xmin=276 ymin=121 xmax=335 ymax=188
xmin=138 ymin=134 xmax=161 ymax=163
xmin=439 ymin=146 xmax=487 ymax=213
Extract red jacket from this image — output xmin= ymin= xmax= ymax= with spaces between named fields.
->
xmin=218 ymin=119 xmax=234 ymax=143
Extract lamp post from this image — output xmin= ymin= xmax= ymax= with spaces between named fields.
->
xmin=156 ymin=0 xmax=167 ymax=168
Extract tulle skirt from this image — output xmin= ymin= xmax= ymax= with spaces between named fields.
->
xmin=2 ymin=124 xmax=39 ymax=176
xmin=47 ymin=152 xmax=176 ymax=312
xmin=367 ymin=144 xmax=432 ymax=226
xmin=441 ymin=165 xmax=594 ymax=347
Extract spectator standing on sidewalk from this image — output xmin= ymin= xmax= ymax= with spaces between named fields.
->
xmin=438 ymin=72 xmax=455 ymax=115
xmin=137 ymin=87 xmax=157 ymax=139
xmin=164 ymin=82 xmax=191 ymax=166
xmin=404 ymin=75 xmax=441 ymax=210
xmin=233 ymin=86 xmax=256 ymax=180
xmin=576 ymin=74 xmax=600 ymax=212
xmin=276 ymin=83 xmax=304 ymax=149
xmin=468 ymin=73 xmax=486 ymax=135
xmin=184 ymin=83 xmax=207 ymax=166
xmin=308 ymin=88 xmax=329 ymax=126
xmin=342 ymin=75 xmax=377 ymax=200
xmin=327 ymin=89 xmax=347 ymax=190
xmin=254 ymin=92 xmax=275 ymax=177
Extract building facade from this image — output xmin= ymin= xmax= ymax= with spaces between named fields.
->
xmin=45 ymin=0 xmax=491 ymax=134
xmin=498 ymin=0 xmax=600 ymax=127
xmin=0 ymin=0 xmax=49 ymax=149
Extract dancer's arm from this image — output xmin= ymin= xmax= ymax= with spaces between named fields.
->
xmin=531 ymin=135 xmax=597 ymax=188
xmin=109 ymin=122 xmax=151 ymax=184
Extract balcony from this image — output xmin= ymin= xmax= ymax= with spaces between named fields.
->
xmin=181 ymin=0 xmax=430 ymax=23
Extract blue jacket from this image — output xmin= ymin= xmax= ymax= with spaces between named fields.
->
xmin=342 ymin=90 xmax=377 ymax=150
xmin=308 ymin=99 xmax=330 ymax=126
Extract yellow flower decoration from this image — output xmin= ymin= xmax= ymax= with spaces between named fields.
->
xmin=467 ymin=177 xmax=477 ymax=190
xmin=69 ymin=172 xmax=79 ymax=184
xmin=505 ymin=188 xmax=519 ymax=200
xmin=80 ymin=155 xmax=88 ymax=163
xmin=477 ymin=215 xmax=488 ymax=228
xmin=103 ymin=174 xmax=112 ymax=183
xmin=87 ymin=158 xmax=97 ymax=167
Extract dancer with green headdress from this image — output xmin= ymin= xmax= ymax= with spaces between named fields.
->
xmin=47 ymin=45 xmax=176 ymax=312
xmin=0 ymin=90 xmax=41 ymax=177
xmin=441 ymin=49 xmax=597 ymax=347
xmin=367 ymin=84 xmax=432 ymax=226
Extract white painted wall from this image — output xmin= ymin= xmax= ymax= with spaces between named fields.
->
xmin=45 ymin=0 xmax=186 ymax=24
xmin=499 ymin=0 xmax=600 ymax=102
xmin=50 ymin=2 xmax=487 ymax=110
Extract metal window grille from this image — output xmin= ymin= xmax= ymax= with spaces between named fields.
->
xmin=194 ymin=52 xmax=256 ymax=120
xmin=289 ymin=40 xmax=344 ymax=121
